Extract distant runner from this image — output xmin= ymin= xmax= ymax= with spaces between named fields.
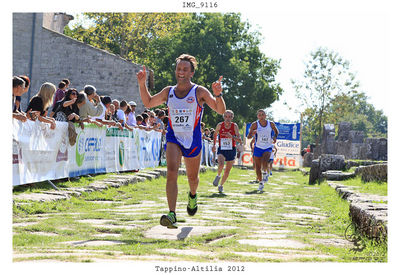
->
xmin=247 ymin=109 xmax=279 ymax=191
xmin=212 ymin=110 xmax=242 ymax=193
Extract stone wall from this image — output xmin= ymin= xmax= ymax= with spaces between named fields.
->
xmin=13 ymin=13 xmax=148 ymax=113
xmin=355 ymin=164 xmax=388 ymax=182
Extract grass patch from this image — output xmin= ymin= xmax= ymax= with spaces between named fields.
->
xmin=332 ymin=176 xmax=387 ymax=196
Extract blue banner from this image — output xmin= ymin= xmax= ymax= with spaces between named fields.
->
xmin=275 ymin=122 xmax=300 ymax=141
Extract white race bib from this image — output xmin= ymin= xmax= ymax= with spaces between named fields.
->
xmin=220 ymin=138 xmax=233 ymax=150
xmin=258 ymin=136 xmax=272 ymax=146
xmin=170 ymin=109 xmax=194 ymax=133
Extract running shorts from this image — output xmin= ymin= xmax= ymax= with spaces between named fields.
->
xmin=253 ymin=146 xmax=272 ymax=158
xmin=217 ymin=147 xmax=237 ymax=161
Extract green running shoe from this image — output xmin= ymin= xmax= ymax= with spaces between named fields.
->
xmin=187 ymin=192 xmax=198 ymax=216
xmin=160 ymin=211 xmax=178 ymax=229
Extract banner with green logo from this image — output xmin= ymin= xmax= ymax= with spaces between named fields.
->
xmin=12 ymin=120 xmax=162 ymax=186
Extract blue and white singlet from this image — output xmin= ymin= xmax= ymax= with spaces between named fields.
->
xmin=254 ymin=120 xmax=274 ymax=150
xmin=166 ymin=84 xmax=203 ymax=157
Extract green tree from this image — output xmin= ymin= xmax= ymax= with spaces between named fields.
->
xmin=292 ymin=47 xmax=360 ymax=146
xmin=64 ymin=13 xmax=189 ymax=65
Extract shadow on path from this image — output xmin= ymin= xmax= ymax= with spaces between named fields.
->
xmin=204 ymin=193 xmax=228 ymax=198
xmin=177 ymin=227 xmax=193 ymax=240
xmin=244 ymin=190 xmax=263 ymax=195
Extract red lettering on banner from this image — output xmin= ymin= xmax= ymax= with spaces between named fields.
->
xmin=242 ymin=153 xmax=253 ymax=164
xmin=273 ymin=157 xmax=297 ymax=167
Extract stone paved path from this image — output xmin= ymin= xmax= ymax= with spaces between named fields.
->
xmin=13 ymin=167 xmax=357 ymax=263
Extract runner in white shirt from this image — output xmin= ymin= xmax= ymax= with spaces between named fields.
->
xmin=247 ymin=109 xmax=279 ymax=191
xmin=136 ymin=54 xmax=226 ymax=229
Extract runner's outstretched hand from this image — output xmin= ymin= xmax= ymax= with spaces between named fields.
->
xmin=212 ymin=76 xmax=223 ymax=96
xmin=136 ymin=65 xmax=147 ymax=85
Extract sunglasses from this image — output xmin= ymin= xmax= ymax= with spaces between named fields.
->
xmin=71 ymin=92 xmax=77 ymax=95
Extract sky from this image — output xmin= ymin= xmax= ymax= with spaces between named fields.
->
xmin=241 ymin=12 xmax=388 ymax=122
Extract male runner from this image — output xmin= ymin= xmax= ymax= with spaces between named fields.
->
xmin=136 ymin=54 xmax=226 ymax=228
xmin=247 ymin=109 xmax=279 ymax=191
xmin=212 ymin=110 xmax=242 ymax=193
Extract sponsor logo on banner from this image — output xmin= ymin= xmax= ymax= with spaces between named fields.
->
xmin=135 ymin=132 xmax=140 ymax=154
xmin=76 ymin=131 xmax=86 ymax=167
xmin=56 ymin=136 xmax=68 ymax=162
xmin=12 ymin=140 xmax=21 ymax=164
xmin=241 ymin=151 xmax=253 ymax=165
xmin=119 ymin=141 xmax=125 ymax=167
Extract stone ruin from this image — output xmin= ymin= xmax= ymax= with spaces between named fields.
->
xmin=308 ymin=122 xmax=387 ymax=162
xmin=304 ymin=122 xmax=388 ymax=240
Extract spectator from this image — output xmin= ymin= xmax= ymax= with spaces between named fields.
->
xmin=162 ymin=116 xmax=169 ymax=130
xmin=51 ymin=81 xmax=67 ymax=112
xmin=118 ymin=100 xmax=129 ymax=126
xmin=14 ymin=75 xmax=30 ymax=113
xmin=12 ymin=76 xmax=28 ymax=122
xmin=26 ymin=82 xmax=57 ymax=129
xmin=146 ymin=111 xmax=160 ymax=131
xmin=141 ymin=112 xmax=149 ymax=127
xmin=135 ymin=115 xmax=147 ymax=130
xmin=155 ymin=110 xmax=165 ymax=130
xmin=136 ymin=115 xmax=143 ymax=125
xmin=112 ymin=99 xmax=126 ymax=126
xmin=105 ymin=102 xmax=115 ymax=121
xmin=74 ymin=92 xmax=101 ymax=128
xmin=126 ymin=101 xmax=137 ymax=126
xmin=203 ymin=128 xmax=212 ymax=141
xmin=61 ymin=78 xmax=70 ymax=89
xmin=52 ymin=88 xmax=80 ymax=122
xmin=77 ymin=85 xmax=104 ymax=120
xmin=92 ymin=96 xmax=123 ymax=129
xmin=119 ymin=100 xmax=134 ymax=131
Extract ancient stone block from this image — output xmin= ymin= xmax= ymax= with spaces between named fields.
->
xmin=319 ymin=154 xmax=346 ymax=172
xmin=336 ymin=141 xmax=351 ymax=159
xmin=303 ymin=152 xmax=313 ymax=167
xmin=338 ymin=122 xmax=352 ymax=141
xmin=349 ymin=131 xmax=365 ymax=144
xmin=378 ymin=138 xmax=387 ymax=161
xmin=321 ymin=170 xmax=356 ymax=181
xmin=309 ymin=159 xmax=320 ymax=185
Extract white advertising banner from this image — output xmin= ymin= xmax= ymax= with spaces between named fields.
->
xmin=12 ymin=119 xmax=162 ymax=186
xmin=274 ymin=140 xmax=301 ymax=168
xmin=240 ymin=122 xmax=301 ymax=168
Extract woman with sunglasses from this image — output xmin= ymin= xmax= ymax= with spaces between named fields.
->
xmin=52 ymin=88 xmax=80 ymax=122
